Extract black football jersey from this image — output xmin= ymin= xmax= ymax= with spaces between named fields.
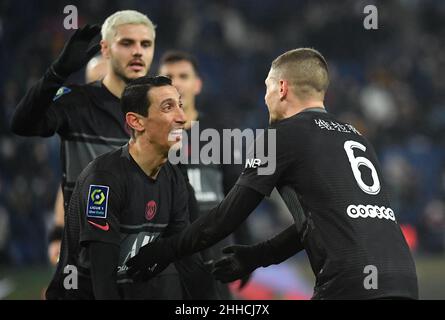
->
xmin=237 ymin=108 xmax=418 ymax=299
xmin=50 ymin=82 xmax=130 ymax=211
xmin=47 ymin=144 xmax=188 ymax=299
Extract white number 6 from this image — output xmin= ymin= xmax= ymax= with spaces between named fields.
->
xmin=344 ymin=140 xmax=381 ymax=195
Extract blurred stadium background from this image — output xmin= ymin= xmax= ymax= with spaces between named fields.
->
xmin=1 ymin=0 xmax=445 ymax=299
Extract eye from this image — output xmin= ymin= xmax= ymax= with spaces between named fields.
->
xmin=142 ymin=41 xmax=152 ymax=48
xmin=163 ymin=103 xmax=173 ymax=111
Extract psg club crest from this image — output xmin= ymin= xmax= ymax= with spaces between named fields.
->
xmin=145 ymin=200 xmax=157 ymax=221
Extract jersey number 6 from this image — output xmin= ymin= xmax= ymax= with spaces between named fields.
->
xmin=343 ymin=140 xmax=381 ymax=195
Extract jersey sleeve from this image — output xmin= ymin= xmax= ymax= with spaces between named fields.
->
xmin=78 ymin=171 xmax=124 ymax=246
xmin=10 ymin=69 xmax=74 ymax=137
xmin=236 ymin=125 xmax=299 ymax=196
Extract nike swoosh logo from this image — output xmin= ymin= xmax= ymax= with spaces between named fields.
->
xmin=87 ymin=220 xmax=110 ymax=231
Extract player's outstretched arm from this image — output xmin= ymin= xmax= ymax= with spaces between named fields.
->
xmin=212 ymin=224 xmax=304 ymax=283
xmin=126 ymin=184 xmax=264 ymax=279
xmin=10 ymin=24 xmax=100 ymax=137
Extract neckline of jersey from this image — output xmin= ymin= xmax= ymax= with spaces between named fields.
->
xmin=121 ymin=144 xmax=163 ymax=183
xmin=271 ymin=107 xmax=328 ymax=126
xmin=100 ymin=81 xmax=121 ymax=102
xmin=301 ymin=107 xmax=327 ymax=114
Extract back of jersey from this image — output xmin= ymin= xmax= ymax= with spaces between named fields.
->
xmin=278 ymin=110 xmax=418 ymax=299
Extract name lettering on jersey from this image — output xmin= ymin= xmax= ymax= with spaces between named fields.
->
xmin=245 ymin=158 xmax=262 ymax=168
xmin=53 ymin=86 xmax=72 ymax=101
xmin=314 ymin=119 xmax=361 ymax=135
xmin=347 ymin=204 xmax=396 ymax=222
xmin=86 ymin=185 xmax=109 ymax=219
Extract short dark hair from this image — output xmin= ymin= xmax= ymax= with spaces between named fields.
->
xmin=121 ymin=76 xmax=172 ymax=117
xmin=160 ymin=50 xmax=200 ymax=75
xmin=271 ymin=48 xmax=329 ymax=99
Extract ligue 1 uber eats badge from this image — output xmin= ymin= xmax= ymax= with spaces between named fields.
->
xmin=87 ymin=185 xmax=109 ymax=219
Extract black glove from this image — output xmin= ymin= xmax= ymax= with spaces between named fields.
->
xmin=204 ymin=258 xmax=251 ymax=291
xmin=212 ymin=245 xmax=262 ymax=284
xmin=50 ymin=24 xmax=101 ymax=81
xmin=126 ymin=239 xmax=174 ymax=281
xmin=238 ymin=273 xmax=252 ymax=290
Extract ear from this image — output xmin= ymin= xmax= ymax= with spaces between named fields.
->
xmin=126 ymin=112 xmax=145 ymax=134
xmin=101 ymin=39 xmax=110 ymax=59
xmin=193 ymin=77 xmax=203 ymax=95
xmin=279 ymin=79 xmax=289 ymax=100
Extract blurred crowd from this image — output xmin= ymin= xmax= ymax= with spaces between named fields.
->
xmin=1 ymin=0 xmax=445 ymax=265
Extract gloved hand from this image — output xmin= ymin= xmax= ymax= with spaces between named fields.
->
xmin=212 ymin=245 xmax=261 ymax=284
xmin=238 ymin=272 xmax=252 ymax=290
xmin=126 ymin=239 xmax=174 ymax=281
xmin=50 ymin=24 xmax=101 ymax=81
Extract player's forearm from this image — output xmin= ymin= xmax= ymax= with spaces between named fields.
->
xmin=89 ymin=241 xmax=121 ymax=300
xmin=10 ymin=68 xmax=62 ymax=137
xmin=174 ymin=254 xmax=220 ymax=299
xmin=168 ymin=184 xmax=264 ymax=259
xmin=259 ymin=224 xmax=304 ymax=266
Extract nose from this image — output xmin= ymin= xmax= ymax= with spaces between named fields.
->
xmin=175 ymin=106 xmax=186 ymax=125
xmin=132 ymin=43 xmax=143 ymax=57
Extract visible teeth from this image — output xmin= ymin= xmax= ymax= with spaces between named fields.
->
xmin=168 ymin=129 xmax=183 ymax=141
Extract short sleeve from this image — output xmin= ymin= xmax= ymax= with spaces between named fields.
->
xmin=78 ymin=171 xmax=124 ymax=245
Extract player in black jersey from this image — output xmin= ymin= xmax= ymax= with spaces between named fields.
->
xmin=11 ymin=11 xmax=216 ymax=299
xmin=158 ymin=51 xmax=253 ymax=298
xmin=10 ymin=11 xmax=154 ymax=251
xmin=46 ymin=76 xmax=217 ymax=299
xmin=126 ymin=48 xmax=419 ymax=300
xmin=11 ymin=11 xmax=155 ymax=210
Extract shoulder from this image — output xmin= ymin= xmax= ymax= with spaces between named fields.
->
xmin=78 ymin=148 xmax=126 ymax=185
xmin=164 ymin=162 xmax=187 ymax=186
xmin=81 ymin=81 xmax=108 ymax=98
xmin=273 ymin=111 xmax=318 ymax=131
xmin=52 ymin=82 xmax=100 ymax=104
xmin=271 ymin=110 xmax=342 ymax=142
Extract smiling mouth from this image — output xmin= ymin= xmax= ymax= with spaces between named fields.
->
xmin=168 ymin=129 xmax=184 ymax=142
